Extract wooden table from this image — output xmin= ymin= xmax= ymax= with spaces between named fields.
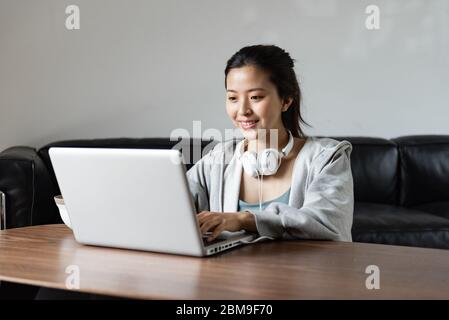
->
xmin=0 ymin=224 xmax=448 ymax=299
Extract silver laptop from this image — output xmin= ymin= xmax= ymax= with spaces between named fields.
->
xmin=49 ymin=147 xmax=256 ymax=256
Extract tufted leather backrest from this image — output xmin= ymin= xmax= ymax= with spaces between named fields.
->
xmin=332 ymin=137 xmax=399 ymax=205
xmin=38 ymin=136 xmax=405 ymax=205
xmin=393 ymin=136 xmax=449 ymax=206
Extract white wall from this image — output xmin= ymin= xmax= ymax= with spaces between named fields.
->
xmin=1 ymin=0 xmax=448 ymax=151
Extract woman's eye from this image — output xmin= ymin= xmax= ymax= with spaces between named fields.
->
xmin=228 ymin=97 xmax=237 ymax=102
xmin=251 ymin=96 xmax=264 ymax=100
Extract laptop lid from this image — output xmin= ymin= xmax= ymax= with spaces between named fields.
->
xmin=49 ymin=147 xmax=206 ymax=256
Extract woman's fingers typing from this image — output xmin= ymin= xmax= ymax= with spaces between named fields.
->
xmin=197 ymin=211 xmax=245 ymax=240
xmin=200 ymin=218 xmax=221 ymax=235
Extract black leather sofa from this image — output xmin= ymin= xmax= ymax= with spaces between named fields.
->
xmin=1 ymin=135 xmax=448 ymax=249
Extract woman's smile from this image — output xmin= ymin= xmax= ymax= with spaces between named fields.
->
xmin=239 ymin=120 xmax=259 ymax=130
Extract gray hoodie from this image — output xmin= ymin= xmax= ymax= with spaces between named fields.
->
xmin=186 ymin=136 xmax=354 ymax=242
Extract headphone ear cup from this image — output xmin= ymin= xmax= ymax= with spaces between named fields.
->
xmin=241 ymin=151 xmax=259 ymax=177
xmin=258 ymin=149 xmax=281 ymax=176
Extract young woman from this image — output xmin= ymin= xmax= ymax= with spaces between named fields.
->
xmin=187 ymin=44 xmax=354 ymax=242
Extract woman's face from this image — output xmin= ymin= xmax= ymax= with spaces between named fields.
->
xmin=225 ymin=65 xmax=291 ymax=140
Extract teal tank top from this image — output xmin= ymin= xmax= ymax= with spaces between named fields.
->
xmin=238 ymin=187 xmax=291 ymax=212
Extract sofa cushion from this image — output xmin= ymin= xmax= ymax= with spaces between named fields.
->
xmin=352 ymin=202 xmax=449 ymax=249
xmin=411 ymin=201 xmax=449 ymax=220
xmin=393 ymin=135 xmax=449 ymax=206
xmin=333 ymin=137 xmax=399 ymax=205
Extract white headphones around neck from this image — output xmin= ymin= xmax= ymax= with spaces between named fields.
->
xmin=236 ymin=130 xmax=294 ymax=177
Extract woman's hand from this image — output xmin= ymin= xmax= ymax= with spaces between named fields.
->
xmin=197 ymin=211 xmax=257 ymax=242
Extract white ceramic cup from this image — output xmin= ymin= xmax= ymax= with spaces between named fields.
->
xmin=54 ymin=195 xmax=72 ymax=229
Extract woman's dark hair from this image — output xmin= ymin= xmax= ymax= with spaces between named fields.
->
xmin=224 ymin=44 xmax=310 ymax=138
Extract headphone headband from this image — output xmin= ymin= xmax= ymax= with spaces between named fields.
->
xmin=280 ymin=130 xmax=294 ymax=157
